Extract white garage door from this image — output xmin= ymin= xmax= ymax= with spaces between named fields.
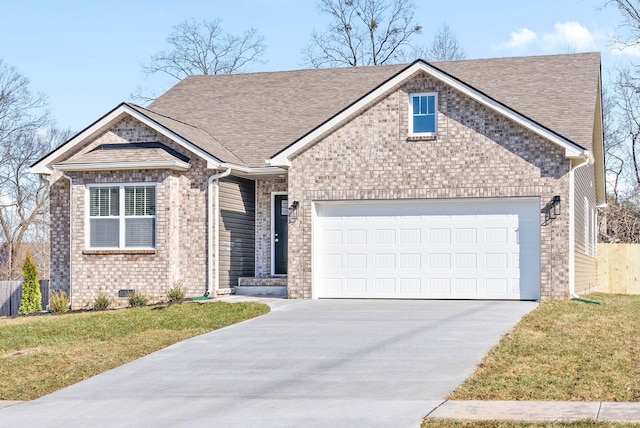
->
xmin=313 ymin=198 xmax=540 ymax=300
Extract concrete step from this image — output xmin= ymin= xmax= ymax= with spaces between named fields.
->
xmin=233 ymin=285 xmax=287 ymax=297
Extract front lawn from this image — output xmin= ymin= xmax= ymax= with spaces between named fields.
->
xmin=0 ymin=301 xmax=269 ymax=400
xmin=450 ymin=293 xmax=640 ymax=402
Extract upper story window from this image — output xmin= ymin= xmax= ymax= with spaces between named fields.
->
xmin=410 ymin=93 xmax=438 ymax=136
xmin=88 ymin=184 xmax=156 ymax=249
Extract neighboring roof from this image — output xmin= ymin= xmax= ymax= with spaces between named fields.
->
xmin=55 ymin=142 xmax=190 ymax=172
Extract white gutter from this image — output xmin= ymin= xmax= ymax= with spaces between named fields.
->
xmin=59 ymin=173 xmax=73 ymax=309
xmin=568 ymin=156 xmax=593 ymax=299
xmin=220 ymin=162 xmax=287 ymax=175
xmin=207 ymin=168 xmax=232 ymax=296
xmin=53 ymin=160 xmax=190 ymax=172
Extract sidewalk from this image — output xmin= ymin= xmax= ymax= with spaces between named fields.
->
xmin=427 ymin=400 xmax=640 ymax=423
xmin=3 ymin=399 xmax=640 ymax=423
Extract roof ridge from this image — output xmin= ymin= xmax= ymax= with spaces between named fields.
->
xmin=127 ymin=103 xmax=199 ymax=129
xmin=197 ymin=125 xmax=250 ymax=166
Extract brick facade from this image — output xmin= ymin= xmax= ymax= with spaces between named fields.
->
xmin=49 ymin=72 xmax=579 ymax=306
xmin=50 ymin=118 xmax=213 ymax=309
xmin=287 ymin=73 xmax=571 ymax=300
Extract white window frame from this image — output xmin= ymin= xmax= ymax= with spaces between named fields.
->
xmin=409 ymin=92 xmax=438 ymax=136
xmin=85 ymin=183 xmax=157 ymax=250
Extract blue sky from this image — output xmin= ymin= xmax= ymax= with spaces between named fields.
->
xmin=0 ymin=0 xmax=632 ymax=132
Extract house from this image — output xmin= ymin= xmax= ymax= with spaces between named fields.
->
xmin=31 ymin=53 xmax=605 ymax=309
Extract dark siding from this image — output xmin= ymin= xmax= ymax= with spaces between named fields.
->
xmin=219 ymin=177 xmax=255 ymax=289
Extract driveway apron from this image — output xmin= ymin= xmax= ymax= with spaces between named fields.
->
xmin=0 ymin=299 xmax=535 ymax=427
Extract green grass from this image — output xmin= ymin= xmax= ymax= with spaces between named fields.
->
xmin=0 ymin=301 xmax=269 ymax=400
xmin=422 ymin=421 xmax=640 ymax=427
xmin=450 ymin=293 xmax=640 ymax=402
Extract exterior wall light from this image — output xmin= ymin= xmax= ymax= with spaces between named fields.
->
xmin=288 ymin=200 xmax=299 ymax=220
xmin=544 ymin=195 xmax=561 ymax=223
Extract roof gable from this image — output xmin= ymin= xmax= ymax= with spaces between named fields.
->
xmin=269 ymin=58 xmax=593 ymax=166
xmin=30 ymin=103 xmax=224 ymax=174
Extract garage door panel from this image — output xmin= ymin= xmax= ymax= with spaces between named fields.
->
xmin=314 ymin=198 xmax=540 ymax=300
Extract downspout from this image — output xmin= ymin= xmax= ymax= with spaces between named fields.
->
xmin=207 ymin=168 xmax=231 ymax=297
xmin=59 ymin=173 xmax=73 ymax=308
xmin=568 ymin=156 xmax=592 ymax=300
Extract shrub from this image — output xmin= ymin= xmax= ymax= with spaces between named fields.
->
xmin=49 ymin=291 xmax=70 ymax=313
xmin=93 ymin=294 xmax=113 ymax=311
xmin=166 ymin=283 xmax=187 ymax=302
xmin=128 ymin=291 xmax=148 ymax=308
xmin=19 ymin=253 xmax=42 ymax=315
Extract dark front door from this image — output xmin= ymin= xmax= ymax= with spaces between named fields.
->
xmin=274 ymin=195 xmax=288 ymax=274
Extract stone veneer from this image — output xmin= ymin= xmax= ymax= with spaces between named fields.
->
xmin=287 ymin=72 xmax=571 ymax=300
xmin=49 ymin=118 xmax=214 ymax=309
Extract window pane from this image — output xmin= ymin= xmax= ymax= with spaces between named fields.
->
xmin=412 ymin=96 xmax=421 ymax=115
xmin=135 ymin=187 xmax=145 ymax=215
xmin=125 ymin=187 xmax=134 ymax=216
xmin=413 ymin=115 xmax=435 ymax=133
xmin=145 ymin=187 xmax=155 ymax=215
xmin=90 ymin=219 xmax=119 ymax=247
xmin=89 ymin=188 xmax=99 ymax=216
xmin=92 ymin=187 xmax=119 ymax=217
xmin=427 ymin=95 xmax=435 ymax=114
xmin=110 ymin=187 xmax=119 ymax=216
xmin=99 ymin=189 xmax=109 ymax=216
xmin=125 ymin=218 xmax=155 ymax=248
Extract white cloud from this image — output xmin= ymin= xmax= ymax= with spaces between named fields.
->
xmin=500 ymin=28 xmax=537 ymax=49
xmin=542 ymin=22 xmax=597 ymax=51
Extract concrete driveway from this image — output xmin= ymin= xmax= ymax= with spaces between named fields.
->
xmin=0 ymin=299 xmax=535 ymax=427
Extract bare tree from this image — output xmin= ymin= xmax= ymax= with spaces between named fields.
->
xmin=600 ymin=197 xmax=640 ymax=243
xmin=0 ymin=59 xmax=49 ymax=151
xmin=604 ymin=0 xmax=640 ymax=49
xmin=425 ymin=23 xmax=466 ymax=61
xmin=302 ymin=0 xmax=422 ymax=68
xmin=0 ymin=59 xmax=65 ymax=280
xmin=142 ymin=18 xmax=266 ymax=80
xmin=612 ymin=68 xmax=640 ymax=189
xmin=134 ymin=19 xmax=267 ymax=102
xmin=603 ymin=86 xmax=626 ymax=201
xmin=0 ymin=126 xmax=71 ymax=280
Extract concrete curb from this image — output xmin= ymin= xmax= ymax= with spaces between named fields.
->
xmin=426 ymin=400 xmax=640 ymax=423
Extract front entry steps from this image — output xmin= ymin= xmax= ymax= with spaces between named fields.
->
xmin=235 ymin=277 xmax=287 ymax=298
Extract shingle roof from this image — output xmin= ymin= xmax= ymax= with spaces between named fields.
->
xmin=55 ymin=142 xmax=190 ymax=171
xmin=146 ymin=53 xmax=600 ymax=167
xmin=433 ymin=53 xmax=600 ymax=152
xmin=149 ymin=64 xmax=407 ymax=167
